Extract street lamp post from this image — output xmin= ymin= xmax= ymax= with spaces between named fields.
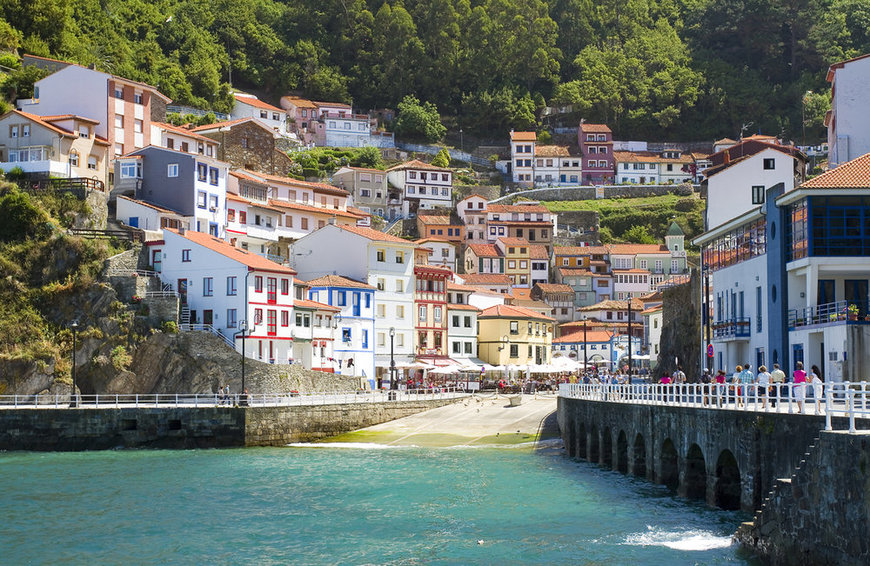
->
xmin=70 ymin=320 xmax=79 ymax=408
xmin=389 ymin=327 xmax=396 ymax=399
xmin=627 ymin=299 xmax=632 ymax=375
xmin=582 ymin=315 xmax=588 ymax=372
xmin=238 ymin=320 xmax=249 ymax=398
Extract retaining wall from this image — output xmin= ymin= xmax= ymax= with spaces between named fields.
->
xmin=0 ymin=397 xmax=462 ymax=451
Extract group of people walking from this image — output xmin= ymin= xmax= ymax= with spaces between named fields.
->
xmin=693 ymin=361 xmax=824 ymax=412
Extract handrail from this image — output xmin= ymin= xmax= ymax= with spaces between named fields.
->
xmin=180 ymin=324 xmax=236 ymax=349
xmin=0 ymin=387 xmax=469 ymax=409
xmin=558 ymin=381 xmax=870 ymax=432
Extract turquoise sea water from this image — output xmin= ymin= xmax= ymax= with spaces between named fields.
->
xmin=0 ymin=441 xmax=758 ymax=565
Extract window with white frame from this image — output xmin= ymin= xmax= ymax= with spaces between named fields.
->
xmin=167 ymin=163 xmax=179 ymax=177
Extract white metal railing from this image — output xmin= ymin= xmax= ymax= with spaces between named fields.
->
xmin=179 ymin=324 xmax=237 ymax=349
xmin=0 ymin=387 xmax=468 ymax=409
xmin=558 ymin=381 xmax=870 ymax=433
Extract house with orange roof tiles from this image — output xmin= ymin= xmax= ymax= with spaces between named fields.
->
xmin=578 ymin=123 xmax=615 ymax=184
xmin=415 ymin=237 xmax=458 ymax=272
xmin=279 ymin=96 xmax=393 ymax=149
xmin=291 ymin=223 xmax=418 ymax=384
xmin=151 ymin=121 xmax=219 ymax=159
xmin=531 ymin=283 xmax=576 ymax=324
xmin=456 ymin=273 xmax=512 ymax=295
xmin=416 ymin=214 xmax=465 ymax=243
xmin=509 ymin=130 xmax=537 ymax=185
xmin=495 ymin=237 xmax=534 ymax=288
xmin=456 ymin=193 xmax=489 ymax=241
xmin=387 ymin=159 xmax=453 ymax=215
xmin=463 ymin=242 xmax=504 ymax=276
xmin=0 ymin=110 xmax=109 ymax=187
xmin=148 ymin=227 xmax=300 ymax=370
xmin=231 ymin=93 xmax=288 ymax=134
xmin=826 ymin=53 xmax=870 ymax=168
xmin=485 ymin=202 xmax=556 ymax=254
xmin=18 ymin=54 xmax=171 ymax=162
xmin=477 ymin=304 xmax=554 ymax=366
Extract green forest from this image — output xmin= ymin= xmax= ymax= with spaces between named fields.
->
xmin=2 ymin=0 xmax=868 ymax=142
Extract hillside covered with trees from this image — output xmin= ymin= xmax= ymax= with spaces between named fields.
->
xmin=2 ymin=0 xmax=867 ymax=142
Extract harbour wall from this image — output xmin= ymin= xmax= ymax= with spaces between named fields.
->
xmin=0 ymin=398 xmax=461 ymax=451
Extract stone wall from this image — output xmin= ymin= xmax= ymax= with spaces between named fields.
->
xmin=0 ymin=397 xmax=461 ymax=450
xmin=201 ymin=122 xmax=297 ymax=177
xmin=657 ymin=270 xmax=701 ymax=379
xmin=494 ymin=183 xmax=695 ymax=204
xmin=736 ymin=430 xmax=870 ymax=565
xmin=245 ymin=397 xmax=460 ymax=445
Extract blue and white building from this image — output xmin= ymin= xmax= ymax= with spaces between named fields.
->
xmin=305 ymin=275 xmax=377 ymax=388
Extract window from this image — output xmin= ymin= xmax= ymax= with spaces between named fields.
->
xmin=208 ymin=194 xmax=218 ymax=211
xmin=509 ymin=344 xmax=518 ymax=358
xmin=22 ymin=125 xmax=30 ymax=137
xmin=115 ymin=143 xmax=124 ymax=156
xmin=197 ymin=163 xmax=207 ymax=181
xmin=167 ymin=163 xmax=179 ymax=177
xmin=134 ymin=119 xmax=143 ymax=133
xmin=181 ymin=249 xmax=191 ymax=262
xmin=395 ymin=279 xmax=404 ymax=293
xmin=209 ymin=167 xmax=219 ymax=186
xmin=464 ymin=316 xmax=472 ymax=328
xmin=260 ymin=110 xmax=268 ymax=119
xmin=228 ymin=209 xmax=235 ymax=222
xmin=281 ymin=279 xmax=289 ymax=295
xmin=301 ymin=217 xmax=308 ymax=230
xmin=377 ymin=304 xmax=385 ymax=318
xmin=338 ymin=291 xmax=346 ymax=306
xmin=763 ymin=158 xmax=775 ymax=170
xmin=9 ymin=125 xmax=17 ymax=138
xmin=267 ymin=310 xmax=277 ymax=335
xmin=239 ymin=211 xmax=247 ymax=224
xmin=203 ymin=277 xmax=213 ymax=296
xmin=396 ymin=251 xmax=404 ymax=264
xmin=87 ymin=156 xmax=98 ymax=170
xmin=254 ymin=276 xmax=263 ymax=293
xmin=69 ymin=151 xmax=79 ymax=167
xmin=227 ymin=276 xmax=237 ymax=296
xmin=397 ymin=305 xmax=405 ymax=319
xmin=342 ymin=328 xmax=352 ymax=342
xmin=267 ymin=278 xmax=277 ymax=302
xmin=227 ymin=309 xmax=237 ymax=329
xmin=376 ymin=278 xmax=385 ymax=291
xmin=510 ymin=321 xmax=519 ymax=334
xmin=114 ymin=87 xmax=124 ymax=99
xmin=453 ymin=342 xmax=461 ymax=354
xmin=377 ymin=249 xmax=385 ymax=262
xmin=419 ymin=305 xmax=427 ymax=321
xmin=434 ymin=306 xmax=442 ymax=322
xmin=752 ymin=185 xmax=765 ymax=204
xmin=197 ymin=191 xmax=207 ymax=209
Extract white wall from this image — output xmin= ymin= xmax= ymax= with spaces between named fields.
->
xmin=828 ymin=56 xmax=870 ymax=167
xmin=30 ymin=66 xmax=109 ymax=137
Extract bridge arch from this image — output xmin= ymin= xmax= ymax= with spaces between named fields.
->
xmin=575 ymin=421 xmax=587 ymax=460
xmin=684 ymin=443 xmax=708 ymax=501
xmin=632 ymin=433 xmax=647 ymax=477
xmin=616 ymin=430 xmax=628 ymax=474
xmin=659 ymin=438 xmax=679 ymax=490
xmin=602 ymin=427 xmax=613 ymax=467
xmin=715 ymin=449 xmax=741 ymax=510
xmin=589 ymin=425 xmax=600 ymax=462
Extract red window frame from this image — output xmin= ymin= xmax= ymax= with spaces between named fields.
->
xmin=239 ymin=211 xmax=247 ymax=224
xmin=281 ymin=311 xmax=289 ymax=327
xmin=227 ymin=209 xmax=235 ymax=222
xmin=254 ymin=308 xmax=263 ymax=325
xmin=254 ymin=276 xmax=263 ymax=293
xmin=267 ymin=309 xmax=277 ymax=335
xmin=267 ymin=277 xmax=277 ymax=303
xmin=281 ymin=278 xmax=289 ymax=295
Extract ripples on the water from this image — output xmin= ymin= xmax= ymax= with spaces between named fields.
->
xmin=0 ymin=442 xmax=759 ymax=565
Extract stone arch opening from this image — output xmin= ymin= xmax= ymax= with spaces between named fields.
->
xmin=632 ymin=433 xmax=647 ymax=477
xmin=684 ymin=443 xmax=707 ymax=501
xmin=616 ymin=430 xmax=628 ymax=474
xmin=602 ymin=428 xmax=613 ymax=467
xmin=576 ymin=422 xmax=587 ymax=460
xmin=715 ymin=450 xmax=741 ymax=510
xmin=660 ymin=439 xmax=679 ymax=491
xmin=589 ymin=426 xmax=600 ymax=462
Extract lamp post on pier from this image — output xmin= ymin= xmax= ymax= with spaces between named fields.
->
xmin=582 ymin=314 xmax=588 ymax=373
xmin=70 ymin=320 xmax=79 ymax=408
xmin=389 ymin=327 xmax=397 ymax=400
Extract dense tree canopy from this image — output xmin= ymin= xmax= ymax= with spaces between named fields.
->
xmin=1 ymin=0 xmax=866 ymax=142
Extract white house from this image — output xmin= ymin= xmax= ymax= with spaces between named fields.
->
xmin=457 ymin=193 xmax=489 ymax=241
xmin=232 ymin=93 xmax=287 ymax=133
xmin=150 ymin=227 xmax=297 ymax=367
xmin=446 ymin=282 xmax=481 ymax=364
xmin=291 ymin=224 xmax=418 ymax=384
xmin=826 ymin=53 xmax=870 ymax=168
xmin=415 ymin=238 xmax=457 ymax=272
xmin=151 ymin=121 xmax=219 ymax=158
xmin=306 ymin=274 xmax=378 ymax=388
xmin=386 ymin=159 xmax=452 ymax=216
xmin=510 ymin=130 xmax=536 ymax=185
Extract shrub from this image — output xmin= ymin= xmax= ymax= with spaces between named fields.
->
xmin=162 ymin=320 xmax=179 ymax=334
xmin=109 ymin=345 xmax=132 ymax=371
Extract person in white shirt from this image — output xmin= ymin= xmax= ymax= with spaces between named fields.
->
xmin=756 ymin=365 xmax=771 ymax=409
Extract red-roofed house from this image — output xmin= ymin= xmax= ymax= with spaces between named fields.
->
xmin=531 ymin=283 xmax=575 ymax=324
xmin=0 ymin=110 xmax=109 ymax=187
xmin=485 ymin=202 xmax=556 ymax=254
xmin=232 ymin=93 xmax=288 ymax=134
xmin=477 ymin=304 xmax=554 ymax=366
xmin=193 ymin=118 xmax=297 ymax=177
xmin=457 ymin=194 xmax=489 ymax=241
xmin=150 ymin=227 xmax=298 ymax=368
xmin=387 ymin=159 xmax=453 ymax=215
xmin=510 ymin=130 xmax=536 ymax=185
xmin=578 ymin=123 xmax=614 ymax=184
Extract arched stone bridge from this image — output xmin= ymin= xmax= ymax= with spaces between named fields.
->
xmin=557 ymin=396 xmax=847 ymax=512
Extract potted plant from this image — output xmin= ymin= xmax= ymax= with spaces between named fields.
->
xmin=848 ymin=303 xmax=859 ymax=321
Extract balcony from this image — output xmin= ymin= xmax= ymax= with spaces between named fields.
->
xmin=712 ymin=317 xmax=751 ymax=340
xmin=788 ymin=300 xmax=870 ymax=330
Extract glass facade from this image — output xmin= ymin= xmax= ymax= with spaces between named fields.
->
xmin=702 ymin=218 xmax=767 ymax=272
xmin=787 ymin=197 xmax=870 ymax=261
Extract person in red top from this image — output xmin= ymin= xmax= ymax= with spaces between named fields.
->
xmin=715 ymin=370 xmax=728 ymax=407
xmin=793 ymin=361 xmax=807 ymax=413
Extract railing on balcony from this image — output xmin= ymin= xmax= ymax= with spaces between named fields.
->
xmin=788 ymin=300 xmax=870 ymax=329
xmin=712 ymin=317 xmax=751 ymax=339
xmin=19 ymin=176 xmax=105 ymax=195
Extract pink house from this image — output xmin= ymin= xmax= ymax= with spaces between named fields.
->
xmin=578 ymin=123 xmax=615 ymax=185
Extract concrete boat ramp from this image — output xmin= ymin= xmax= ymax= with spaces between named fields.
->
xmin=322 ymin=393 xmax=559 ymax=447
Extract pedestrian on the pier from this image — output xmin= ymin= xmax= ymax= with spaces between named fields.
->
xmin=701 ymin=369 xmax=712 ymax=406
xmin=811 ymin=365 xmax=823 ymax=413
xmin=715 ymin=370 xmax=727 ymax=407
xmin=740 ymin=363 xmax=754 ymax=406
xmin=756 ymin=365 xmax=771 ymax=409
xmin=770 ymin=363 xmax=786 ymax=407
xmin=793 ymin=361 xmax=807 ymax=413
xmin=732 ymin=365 xmax=743 ymax=406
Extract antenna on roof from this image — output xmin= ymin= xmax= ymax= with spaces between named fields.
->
xmin=740 ymin=122 xmax=753 ymax=139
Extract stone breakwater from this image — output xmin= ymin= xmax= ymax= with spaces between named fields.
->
xmin=0 ymin=397 xmax=463 ymax=451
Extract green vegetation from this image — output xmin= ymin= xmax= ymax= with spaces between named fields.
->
xmin=0 ymin=182 xmax=115 ymax=365
xmin=393 ymin=95 xmax=447 ymax=142
xmin=291 ymin=146 xmax=386 ymax=178
xmin=542 ymin=194 xmax=705 ymax=245
xmin=431 ymin=148 xmax=451 ymax=168
xmin=2 ymin=0 xmax=859 ymax=142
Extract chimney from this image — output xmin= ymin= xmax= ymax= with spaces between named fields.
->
xmin=723 ymin=150 xmax=730 ymax=165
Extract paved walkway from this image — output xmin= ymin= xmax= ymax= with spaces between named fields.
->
xmin=324 ymin=393 xmax=559 ymax=447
